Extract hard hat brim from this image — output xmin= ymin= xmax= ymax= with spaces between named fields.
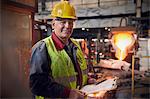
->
xmin=51 ymin=15 xmax=77 ymax=20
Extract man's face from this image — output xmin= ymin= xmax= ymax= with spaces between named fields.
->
xmin=52 ymin=18 xmax=75 ymax=41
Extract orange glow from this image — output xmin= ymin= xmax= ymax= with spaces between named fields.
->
xmin=81 ymin=40 xmax=89 ymax=58
xmin=87 ymin=91 xmax=107 ymax=98
xmin=112 ymin=32 xmax=135 ymax=60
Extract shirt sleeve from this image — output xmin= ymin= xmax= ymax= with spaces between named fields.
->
xmin=29 ymin=41 xmax=71 ymax=98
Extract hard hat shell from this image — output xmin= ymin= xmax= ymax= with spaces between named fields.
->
xmin=51 ymin=0 xmax=77 ymax=19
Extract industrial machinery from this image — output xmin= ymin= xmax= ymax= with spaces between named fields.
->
xmin=83 ymin=17 xmax=150 ymax=98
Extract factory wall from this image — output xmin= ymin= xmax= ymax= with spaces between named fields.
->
xmin=1 ymin=7 xmax=32 ymax=98
xmin=137 ymin=38 xmax=150 ymax=71
xmin=36 ymin=0 xmax=149 ymax=28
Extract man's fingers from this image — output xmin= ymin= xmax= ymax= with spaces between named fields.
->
xmin=79 ymin=90 xmax=86 ymax=96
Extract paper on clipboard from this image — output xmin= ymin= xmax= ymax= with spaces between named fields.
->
xmin=80 ymin=77 xmax=117 ymax=94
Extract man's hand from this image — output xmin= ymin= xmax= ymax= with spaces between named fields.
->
xmin=69 ymin=89 xmax=86 ymax=99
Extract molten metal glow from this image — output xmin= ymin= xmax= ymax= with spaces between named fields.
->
xmin=112 ymin=32 xmax=135 ymax=60
xmin=87 ymin=91 xmax=107 ymax=98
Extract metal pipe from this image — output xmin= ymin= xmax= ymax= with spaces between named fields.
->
xmin=136 ymin=0 xmax=142 ymax=18
xmin=132 ymin=49 xmax=135 ymax=97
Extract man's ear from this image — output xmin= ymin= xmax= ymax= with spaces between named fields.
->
xmin=51 ymin=20 xmax=55 ymax=29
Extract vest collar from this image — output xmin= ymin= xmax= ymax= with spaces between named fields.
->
xmin=52 ymin=33 xmax=65 ymax=51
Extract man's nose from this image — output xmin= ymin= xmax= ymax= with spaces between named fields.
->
xmin=64 ymin=22 xmax=70 ymax=28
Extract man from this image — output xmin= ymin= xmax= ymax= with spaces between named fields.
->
xmin=30 ymin=0 xmax=88 ymax=98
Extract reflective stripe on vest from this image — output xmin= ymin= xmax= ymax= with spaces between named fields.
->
xmin=82 ymin=68 xmax=88 ymax=75
xmin=55 ymin=75 xmax=77 ymax=82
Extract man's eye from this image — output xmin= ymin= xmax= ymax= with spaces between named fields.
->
xmin=60 ymin=21 xmax=65 ymax=24
xmin=69 ymin=22 xmax=73 ymax=24
xmin=59 ymin=21 xmax=73 ymax=25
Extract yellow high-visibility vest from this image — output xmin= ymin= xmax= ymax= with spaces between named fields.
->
xmin=36 ymin=36 xmax=88 ymax=99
